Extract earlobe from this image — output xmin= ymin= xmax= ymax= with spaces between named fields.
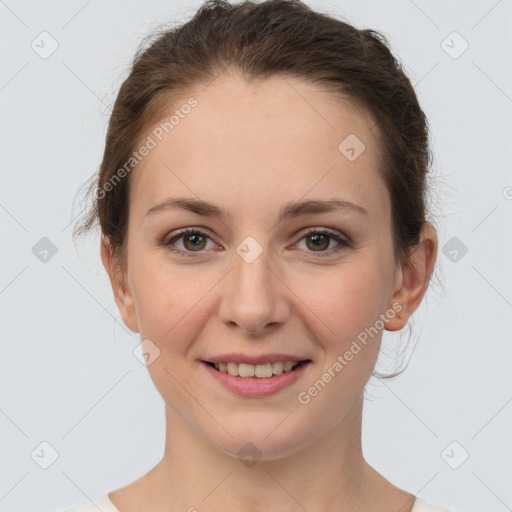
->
xmin=100 ymin=236 xmax=140 ymax=333
xmin=384 ymin=223 xmax=438 ymax=332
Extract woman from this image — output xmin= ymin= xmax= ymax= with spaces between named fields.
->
xmin=66 ymin=0 xmax=451 ymax=510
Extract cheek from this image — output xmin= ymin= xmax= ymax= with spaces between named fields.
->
xmin=131 ymin=263 xmax=207 ymax=408
xmin=295 ymin=260 xmax=388 ymax=381
xmin=130 ymin=258 xmax=179 ymax=342
xmin=295 ymin=269 xmax=385 ymax=417
xmin=131 ymin=260 xmax=219 ymax=351
xmin=299 ymin=259 xmax=387 ymax=332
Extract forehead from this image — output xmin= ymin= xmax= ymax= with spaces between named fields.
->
xmin=130 ymin=71 xmax=388 ymax=222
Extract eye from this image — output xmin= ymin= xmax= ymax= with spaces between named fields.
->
xmin=293 ymin=228 xmax=351 ymax=257
xmin=162 ymin=228 xmax=217 ymax=257
xmin=161 ymin=227 xmax=351 ymax=258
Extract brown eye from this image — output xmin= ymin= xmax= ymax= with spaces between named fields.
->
xmin=163 ymin=228 xmax=215 ymax=257
xmin=295 ymin=228 xmax=351 ymax=258
xmin=305 ymin=233 xmax=330 ymax=251
xmin=182 ymin=233 xmax=207 ymax=251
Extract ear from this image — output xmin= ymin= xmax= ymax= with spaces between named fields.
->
xmin=385 ymin=223 xmax=438 ymax=332
xmin=100 ymin=236 xmax=139 ymax=333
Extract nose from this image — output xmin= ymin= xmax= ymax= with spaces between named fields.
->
xmin=218 ymin=245 xmax=290 ymax=336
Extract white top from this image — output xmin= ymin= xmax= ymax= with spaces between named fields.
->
xmin=60 ymin=493 xmax=456 ymax=512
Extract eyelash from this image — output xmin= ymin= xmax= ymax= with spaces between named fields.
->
xmin=161 ymin=227 xmax=352 ymax=258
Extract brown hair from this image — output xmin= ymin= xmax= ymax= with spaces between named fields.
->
xmin=73 ymin=0 xmax=441 ymax=380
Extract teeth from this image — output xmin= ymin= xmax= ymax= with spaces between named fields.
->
xmin=212 ymin=361 xmax=303 ymax=378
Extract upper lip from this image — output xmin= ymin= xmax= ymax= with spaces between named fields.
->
xmin=202 ymin=353 xmax=312 ymax=365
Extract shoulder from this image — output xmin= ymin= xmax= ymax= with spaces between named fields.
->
xmin=412 ymin=497 xmax=456 ymax=512
xmin=57 ymin=493 xmax=119 ymax=512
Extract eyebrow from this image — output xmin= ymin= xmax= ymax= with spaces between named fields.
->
xmin=145 ymin=197 xmax=369 ymax=221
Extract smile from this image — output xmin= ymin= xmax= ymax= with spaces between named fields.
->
xmin=201 ymin=359 xmax=312 ymax=397
xmin=204 ymin=360 xmax=309 ymax=378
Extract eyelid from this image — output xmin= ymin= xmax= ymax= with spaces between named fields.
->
xmin=162 ymin=227 xmax=219 ymax=255
xmin=295 ymin=226 xmax=348 ymax=240
xmin=291 ymin=227 xmax=351 ymax=256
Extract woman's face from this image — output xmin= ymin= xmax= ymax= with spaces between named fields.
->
xmin=108 ymin=71 xmax=405 ymax=459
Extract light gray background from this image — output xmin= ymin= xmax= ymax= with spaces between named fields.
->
xmin=1 ymin=1 xmax=511 ymax=511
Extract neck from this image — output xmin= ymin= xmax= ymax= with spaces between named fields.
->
xmin=130 ymin=393 xmax=413 ymax=512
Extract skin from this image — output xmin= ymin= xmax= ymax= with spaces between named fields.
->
xmin=101 ymin=69 xmax=438 ymax=512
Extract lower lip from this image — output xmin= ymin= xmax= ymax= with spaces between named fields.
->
xmin=201 ymin=361 xmax=311 ymax=397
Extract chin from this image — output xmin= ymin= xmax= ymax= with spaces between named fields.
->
xmin=210 ymin=423 xmax=310 ymax=463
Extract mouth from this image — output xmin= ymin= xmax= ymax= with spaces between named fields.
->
xmin=200 ymin=357 xmax=312 ymax=397
xmin=201 ymin=359 xmax=312 ymax=378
